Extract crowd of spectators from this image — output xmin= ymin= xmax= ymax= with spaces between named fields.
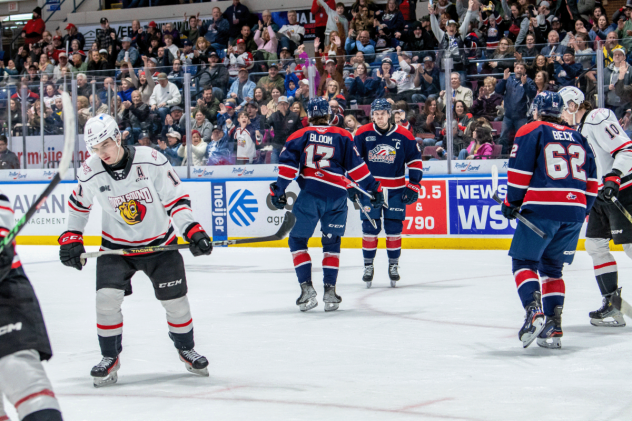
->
xmin=5 ymin=0 xmax=632 ymax=167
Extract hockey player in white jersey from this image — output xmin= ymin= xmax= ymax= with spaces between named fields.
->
xmin=58 ymin=114 xmax=213 ymax=387
xmin=560 ymin=86 xmax=632 ymax=327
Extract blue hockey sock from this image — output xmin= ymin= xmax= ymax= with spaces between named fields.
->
xmin=512 ymin=259 xmax=540 ymax=308
xmin=289 ymin=236 xmax=311 ymax=284
xmin=538 ymin=258 xmax=565 ymax=317
xmin=322 ymin=233 xmax=341 ymax=286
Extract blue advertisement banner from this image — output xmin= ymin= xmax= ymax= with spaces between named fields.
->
xmin=448 ymin=178 xmax=518 ymax=235
xmin=210 ymin=181 xmax=228 ymax=244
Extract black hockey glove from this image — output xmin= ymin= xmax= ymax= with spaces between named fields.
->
xmin=269 ymin=182 xmax=287 ymax=210
xmin=184 ymin=223 xmax=213 ymax=257
xmin=0 ymin=239 xmax=15 ymax=283
xmin=401 ymin=183 xmax=421 ymax=205
xmin=501 ymin=202 xmax=520 ymax=220
xmin=599 ymin=170 xmax=622 ymax=202
xmin=347 ymin=186 xmax=360 ymax=202
xmin=58 ymin=231 xmax=86 ymax=271
xmin=369 ymin=183 xmax=385 ymax=209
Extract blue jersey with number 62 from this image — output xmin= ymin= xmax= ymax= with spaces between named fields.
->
xmin=506 ymin=120 xmax=598 ymax=222
xmin=274 ymin=125 xmax=379 ymax=199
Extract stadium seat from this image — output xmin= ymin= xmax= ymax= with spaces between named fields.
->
xmin=422 ymin=146 xmax=439 ymax=160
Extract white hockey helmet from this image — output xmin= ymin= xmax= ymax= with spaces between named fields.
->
xmin=558 ymin=86 xmax=584 ymax=111
xmin=84 ymin=114 xmax=120 ymax=150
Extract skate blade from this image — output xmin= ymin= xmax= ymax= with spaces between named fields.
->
xmin=185 ymin=365 xmax=210 ymax=377
xmin=390 ymin=280 xmax=397 ymax=288
xmin=324 ymin=302 xmax=339 ymax=312
xmin=365 ymin=281 xmax=372 ymax=289
xmin=299 ymin=299 xmax=318 ymax=312
xmin=537 ymin=337 xmax=562 ymax=349
xmin=521 ymin=317 xmax=545 ymax=348
xmin=93 ymin=372 xmax=118 ymax=388
xmin=590 ymin=315 xmax=626 ymax=327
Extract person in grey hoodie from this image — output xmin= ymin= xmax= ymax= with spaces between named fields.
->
xmin=190 ymin=110 xmax=214 ymax=142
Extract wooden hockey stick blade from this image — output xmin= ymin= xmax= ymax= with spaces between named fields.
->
xmin=492 ymin=193 xmax=547 ymax=239
xmin=0 ymin=92 xmax=76 ymax=252
xmin=609 ymin=292 xmax=632 ymax=319
xmin=80 ymin=212 xmax=297 ymax=259
xmin=611 ymin=197 xmax=632 ymax=225
xmin=491 ymin=164 xmax=499 ymax=193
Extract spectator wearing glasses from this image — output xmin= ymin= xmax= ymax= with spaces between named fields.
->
xmin=483 ymin=37 xmax=515 ymax=74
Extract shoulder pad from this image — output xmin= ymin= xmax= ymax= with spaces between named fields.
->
xmin=78 ymin=155 xmax=103 ymax=181
xmin=355 ymin=123 xmax=375 ymax=136
xmin=585 ymin=108 xmax=615 ymax=126
xmin=135 ymin=146 xmax=166 ymax=164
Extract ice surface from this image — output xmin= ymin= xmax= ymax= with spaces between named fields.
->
xmin=4 ymin=246 xmax=632 ymax=421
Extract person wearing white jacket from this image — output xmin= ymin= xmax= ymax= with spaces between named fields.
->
xmin=149 ymin=72 xmax=182 ymax=122
xmin=178 ymin=130 xmax=209 ymax=166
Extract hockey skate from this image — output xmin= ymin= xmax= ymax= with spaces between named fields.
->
xmin=537 ymin=306 xmax=563 ymax=349
xmin=91 ymin=356 xmax=120 ymax=387
xmin=388 ymin=264 xmax=400 ymax=287
xmin=518 ymin=292 xmax=545 ymax=348
xmin=589 ymin=288 xmax=626 ymax=327
xmin=323 ymin=284 xmax=341 ymax=312
xmin=363 ymin=265 xmax=374 ymax=288
xmin=296 ymin=281 xmax=318 ymax=312
xmin=179 ymin=349 xmax=209 ymax=376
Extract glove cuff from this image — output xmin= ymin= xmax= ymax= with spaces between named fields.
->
xmin=605 ymin=175 xmax=621 ymax=186
xmin=58 ymin=230 xmax=83 ymax=246
xmin=406 ymin=183 xmax=421 ymax=194
xmin=184 ymin=222 xmax=205 ymax=241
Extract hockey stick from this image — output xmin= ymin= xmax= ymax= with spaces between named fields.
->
xmin=80 ymin=211 xmax=297 ymax=259
xmin=609 ymin=291 xmax=632 ymax=319
xmin=491 ymin=165 xmax=548 ymax=239
xmin=355 ymin=196 xmax=377 ymax=229
xmin=0 ymin=92 xmax=76 ymax=253
xmin=610 ymin=197 xmax=632 ymax=225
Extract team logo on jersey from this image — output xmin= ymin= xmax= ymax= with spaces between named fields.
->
xmin=151 ymin=150 xmax=158 ymax=160
xmin=368 ymin=144 xmax=397 ymax=164
xmin=108 ymin=187 xmax=154 ymax=225
xmin=566 ymin=193 xmax=577 ymax=200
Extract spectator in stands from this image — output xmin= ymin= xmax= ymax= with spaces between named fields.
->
xmin=387 ymin=47 xmax=419 ymax=103
xmin=254 ymin=25 xmax=279 ymax=66
xmin=76 ymin=96 xmax=90 ymax=132
xmin=60 ymin=24 xmax=85 ymax=51
xmin=315 ymin=40 xmax=346 ymax=96
xmin=428 ymin=4 xmax=468 ymax=90
xmin=318 ymin=0 xmax=348 ymax=46
xmin=501 ymin=0 xmax=529 ymax=46
xmin=224 ymin=0 xmax=251 ymax=43
xmin=323 ymin=80 xmax=347 ymax=109
xmin=180 ymin=40 xmax=195 ymax=65
xmin=206 ymin=127 xmax=233 ymax=165
xmin=438 ymin=73 xmax=472 ymax=111
xmin=137 ymin=21 xmax=160 ymax=55
xmin=603 ymin=31 xmax=623 ymax=66
xmin=541 ymin=30 xmax=566 ymax=57
xmin=253 ymin=87 xmax=268 ymax=111
xmin=88 ymin=49 xmax=116 ymax=78
xmin=527 ymin=54 xmax=554 ymax=81
xmin=129 ymin=20 xmax=143 ymax=47
xmin=471 ymin=76 xmax=503 ymax=121
xmin=412 ymin=55 xmax=440 ymax=104
xmin=483 ymin=38 xmax=515 ymax=74
xmin=201 ymin=7 xmax=230 ymax=52
xmin=393 ymin=103 xmax=412 ymax=133
xmin=278 ymin=11 xmax=305 ymax=54
xmin=162 ymin=23 xmax=180 ymax=48
xmin=127 ymin=61 xmax=153 ymax=105
xmin=279 ymin=48 xmax=298 ymax=74
xmin=193 ymin=86 xmax=221 ymax=124
xmin=459 ymin=125 xmax=493 ymax=160
xmin=262 ymin=86 xmax=282 ymax=117
xmin=135 ymin=132 xmax=157 ymax=149
xmin=292 ymin=80 xmax=309 ymax=110
xmin=229 ymin=68 xmax=256 ymax=110
xmin=534 ymin=70 xmax=551 ymax=94
xmin=22 ymin=7 xmax=45 ymax=46
xmin=0 ymin=136 xmax=20 ymax=169
xmin=163 ymin=35 xmax=179 ymax=60
xmin=253 ymin=10 xmax=280 ymax=33
xmin=89 ymin=94 xmax=109 ymax=116
xmin=245 ymin=101 xmax=265 ymax=133
xmin=97 ymin=18 xmax=117 ymax=52
xmin=225 ymin=41 xmax=254 ymax=82
xmin=38 ymin=53 xmax=54 ymax=79
xmin=159 ymin=131 xmax=182 ymax=166
xmin=166 ymin=59 xmax=184 ymax=90
xmin=192 ymin=38 xmax=214 ymax=67
xmin=265 ymin=96 xmax=302 ymax=163
xmin=606 ymin=48 xmax=632 ymax=114
xmin=116 ymin=37 xmax=140 ymax=68
xmin=515 ymin=33 xmax=540 ymax=66
xmin=216 ymin=100 xmax=238 ymax=133
xmin=349 ymin=4 xmax=374 ymax=36
xmin=230 ymin=26 xmax=257 ymax=52
xmin=440 ymin=99 xmax=472 ymax=156
xmin=76 ymin=74 xmax=91 ymax=98
xmin=42 ymin=83 xmax=58 ymax=108
xmin=199 ymin=52 xmax=229 ymax=100
xmin=257 ymin=63 xmax=285 ymax=95
xmin=122 ymin=90 xmax=150 ymax=145
xmin=400 ymin=21 xmax=432 ymax=62
xmin=118 ymin=77 xmax=135 ymax=103
xmin=284 ymin=67 xmax=299 ymax=100
xmin=345 ymin=30 xmax=376 ymax=63
xmin=177 ymin=130 xmax=208 ymax=166
xmin=553 ymin=51 xmax=583 ymax=87
xmin=161 ymin=105 xmax=186 ymax=139
xmin=71 ymin=52 xmax=88 ymax=76
xmin=190 ymin=110 xmax=213 ymax=142
xmin=591 ymin=15 xmax=614 ymax=40
xmin=97 ymin=77 xmax=116 ymax=105
xmin=289 ymin=101 xmax=308 ymax=127
xmin=344 ymin=114 xmax=360 ymax=135
xmin=414 ymin=96 xmax=444 ymax=140
xmin=570 ymin=32 xmax=594 ymax=70
xmin=312 ymin=0 xmax=334 ymax=43
xmin=349 ymin=62 xmax=381 ymax=105
xmin=181 ymin=14 xmax=201 ymax=46
xmin=1 ymin=60 xmax=19 ymax=85
xmin=377 ymin=0 xmax=405 ymax=35
xmin=496 ymin=63 xmax=536 ymax=154
xmin=150 ymin=73 xmax=182 ymax=122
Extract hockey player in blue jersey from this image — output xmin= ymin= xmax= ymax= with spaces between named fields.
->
xmin=503 ymin=91 xmax=598 ymax=349
xmin=353 ymin=99 xmax=423 ymax=288
xmin=269 ymin=98 xmax=384 ymax=312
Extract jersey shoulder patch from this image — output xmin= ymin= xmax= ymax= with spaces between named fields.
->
xmin=134 ymin=146 xmax=165 ymax=164
xmin=585 ymin=108 xmax=615 ymax=126
xmin=78 ymin=155 xmax=104 ymax=182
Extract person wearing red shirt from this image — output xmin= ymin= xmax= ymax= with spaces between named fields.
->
xmin=21 ymin=7 xmax=45 ymax=46
xmin=311 ymin=0 xmax=335 ymax=45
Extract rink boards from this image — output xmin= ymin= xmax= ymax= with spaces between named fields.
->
xmin=0 ymin=174 xmax=605 ymax=250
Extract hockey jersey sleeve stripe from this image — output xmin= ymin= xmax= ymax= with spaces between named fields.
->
xmin=166 ymin=199 xmax=192 ymax=216
xmin=375 ymin=176 xmax=406 ymax=188
xmin=69 ymin=195 xmax=91 ymax=210
xmin=0 ymin=205 xmax=13 ymax=214
xmin=507 ymin=169 xmax=532 ymax=188
xmin=164 ymin=194 xmax=190 ymax=209
xmin=279 ymin=165 xmax=298 ymax=179
xmin=407 ymin=160 xmax=423 ymax=170
xmin=347 ymin=163 xmax=371 ymax=182
xmin=170 ymin=206 xmax=192 ymax=218
xmin=68 ymin=202 xmax=90 ymax=213
xmin=586 ymin=178 xmax=599 ymax=196
xmin=301 ymin=167 xmax=347 ymax=190
xmin=523 ymin=190 xmax=587 ymax=207
xmin=611 ymin=141 xmax=632 ymax=155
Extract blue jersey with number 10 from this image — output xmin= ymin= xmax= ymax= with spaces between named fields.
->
xmin=274 ymin=125 xmax=379 ymax=199
xmin=506 ymin=120 xmax=598 ymax=222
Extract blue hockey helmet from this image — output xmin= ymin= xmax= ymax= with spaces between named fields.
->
xmin=371 ymin=98 xmax=392 ymax=115
xmin=307 ymin=97 xmax=331 ymax=118
xmin=530 ymin=91 xmax=564 ymax=118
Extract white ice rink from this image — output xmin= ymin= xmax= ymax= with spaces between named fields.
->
xmin=4 ymin=245 xmax=632 ymax=421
